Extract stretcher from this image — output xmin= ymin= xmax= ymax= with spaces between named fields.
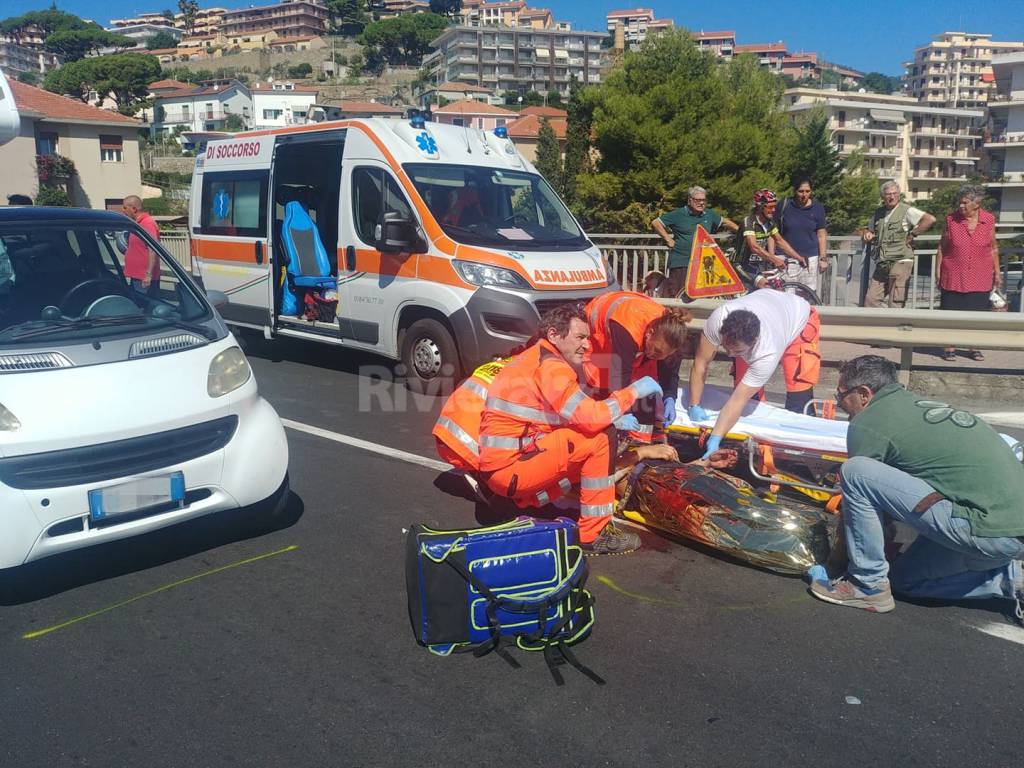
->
xmin=666 ymin=385 xmax=1023 ymax=496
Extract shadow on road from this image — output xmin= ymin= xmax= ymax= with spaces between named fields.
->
xmin=0 ymin=491 xmax=304 ymax=606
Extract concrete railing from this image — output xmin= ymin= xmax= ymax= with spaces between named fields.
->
xmin=590 ymin=232 xmax=1024 ymax=314
xmin=159 ymin=231 xmax=191 ymax=272
xmin=656 ymin=298 xmax=1024 ymax=385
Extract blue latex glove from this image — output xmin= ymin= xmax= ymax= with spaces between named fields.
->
xmin=701 ymin=434 xmax=722 ymax=460
xmin=632 ymin=376 xmax=662 ymax=400
xmin=613 ymin=413 xmax=641 ymax=433
xmin=688 ymin=403 xmax=710 ymax=422
xmin=662 ymin=396 xmax=677 ymax=428
xmin=804 ymin=564 xmax=829 ymax=585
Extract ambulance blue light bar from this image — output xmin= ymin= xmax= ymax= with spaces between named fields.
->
xmin=410 ymin=113 xmax=426 ymax=129
xmin=494 ymin=126 xmax=508 ymax=138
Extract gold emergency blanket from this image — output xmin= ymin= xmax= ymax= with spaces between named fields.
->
xmin=621 ymin=462 xmax=836 ymax=575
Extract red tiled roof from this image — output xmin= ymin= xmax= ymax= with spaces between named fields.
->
xmin=435 ymin=99 xmax=517 ymax=115
xmin=10 ymin=80 xmax=140 ymax=125
xmin=735 ymin=42 xmax=787 ymax=54
xmin=520 ymin=105 xmax=567 ymax=118
xmin=691 ymin=30 xmax=734 ymax=39
xmin=269 ymin=35 xmax=318 ymax=43
xmin=507 ymin=114 xmax=566 ymax=139
xmin=519 ymin=8 xmax=551 ymax=16
xmin=146 ymin=48 xmax=180 ymax=55
xmin=606 ymin=8 xmax=653 ymax=18
xmin=323 ymin=100 xmax=403 ymax=113
xmin=149 ymin=79 xmax=193 ymax=91
xmin=250 ymin=82 xmax=319 ymax=93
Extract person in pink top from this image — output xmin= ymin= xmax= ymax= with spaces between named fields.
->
xmin=122 ymin=195 xmax=161 ymax=296
xmin=934 ymin=185 xmax=1002 ymax=361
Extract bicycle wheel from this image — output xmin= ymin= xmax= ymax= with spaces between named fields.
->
xmin=780 ymin=281 xmax=820 ymax=306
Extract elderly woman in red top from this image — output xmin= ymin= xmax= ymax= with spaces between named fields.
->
xmin=935 ymin=185 xmax=1002 ymax=361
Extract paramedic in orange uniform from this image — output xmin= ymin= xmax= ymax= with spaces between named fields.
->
xmin=478 ymin=304 xmax=663 ymax=556
xmin=687 ymin=289 xmax=820 ymax=459
xmin=584 ymin=292 xmax=691 ymax=441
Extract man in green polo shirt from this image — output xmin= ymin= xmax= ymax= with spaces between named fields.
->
xmin=652 ymin=185 xmax=739 ymax=298
xmin=809 ymin=355 xmax=1024 ymax=620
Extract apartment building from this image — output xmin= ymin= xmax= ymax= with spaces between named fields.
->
xmin=250 ymin=82 xmax=319 ymax=130
xmin=426 ymin=26 xmax=606 ymax=99
xmin=518 ymin=8 xmax=554 ymax=30
xmin=782 ymin=52 xmax=818 ymax=81
xmin=786 ymin=88 xmax=983 ymax=202
xmin=692 ymin=30 xmax=735 ymax=59
xmin=734 ymin=42 xmax=787 ymax=72
xmin=0 ymin=80 xmax=143 ymax=210
xmin=151 ymin=80 xmax=253 ymax=134
xmin=904 ymin=32 xmax=1024 ymax=109
xmin=0 ymin=40 xmax=61 ymax=78
xmin=985 ymin=52 xmax=1024 ymax=229
xmin=110 ymin=7 xmax=226 ymax=36
xmin=456 ymin=0 xmax=528 ymax=27
xmin=605 ymin=8 xmax=672 ymax=48
xmin=433 ymin=99 xmax=517 ymax=130
xmin=220 ymin=0 xmax=328 ymax=40
xmin=102 ymin=23 xmax=184 ymax=47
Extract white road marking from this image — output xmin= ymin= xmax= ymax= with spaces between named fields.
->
xmin=976 ymin=412 xmax=1024 ymax=429
xmin=972 ymin=621 xmax=1024 ymax=647
xmin=281 ymin=419 xmax=452 ymax=473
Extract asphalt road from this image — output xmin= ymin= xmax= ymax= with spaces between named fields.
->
xmin=1 ymin=334 xmax=1022 ymax=768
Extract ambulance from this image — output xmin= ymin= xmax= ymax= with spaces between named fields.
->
xmin=188 ymin=115 xmax=614 ymax=391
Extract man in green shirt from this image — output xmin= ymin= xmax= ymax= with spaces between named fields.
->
xmin=651 ymin=186 xmax=739 ymax=299
xmin=810 ymin=355 xmax=1024 ymax=619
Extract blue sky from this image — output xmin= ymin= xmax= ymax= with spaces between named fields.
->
xmin=5 ymin=0 xmax=1024 ymax=74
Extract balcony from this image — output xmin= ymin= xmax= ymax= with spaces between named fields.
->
xmin=984 ymin=132 xmax=1024 ymax=148
xmin=988 ymin=172 xmax=1024 ymax=187
xmin=906 ymin=171 xmax=970 ymax=181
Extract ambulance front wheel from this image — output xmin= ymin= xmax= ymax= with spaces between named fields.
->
xmin=400 ymin=318 xmax=461 ymax=395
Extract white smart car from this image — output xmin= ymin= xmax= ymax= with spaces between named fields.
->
xmin=0 ymin=206 xmax=289 ymax=570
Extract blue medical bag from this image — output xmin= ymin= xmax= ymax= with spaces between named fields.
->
xmin=405 ymin=516 xmax=602 ymax=684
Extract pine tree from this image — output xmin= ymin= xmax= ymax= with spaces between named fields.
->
xmin=561 ymin=74 xmax=590 ymax=206
xmin=788 ymin=111 xmax=842 ymax=201
xmin=534 ymin=118 xmax=562 ymax=192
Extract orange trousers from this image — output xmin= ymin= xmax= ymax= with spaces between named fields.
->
xmin=483 ymin=426 xmax=616 ymax=544
xmin=734 ymin=307 xmax=821 ymax=405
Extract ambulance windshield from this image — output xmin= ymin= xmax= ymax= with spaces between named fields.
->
xmin=404 ymin=164 xmax=589 ymax=251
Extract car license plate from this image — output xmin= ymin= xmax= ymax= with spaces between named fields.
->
xmin=88 ymin=472 xmax=185 ymax=521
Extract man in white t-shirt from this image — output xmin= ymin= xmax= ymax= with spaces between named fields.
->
xmin=862 ymin=181 xmax=935 ymax=308
xmin=686 ymin=290 xmax=821 ymax=458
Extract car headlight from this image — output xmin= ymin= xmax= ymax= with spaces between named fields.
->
xmin=207 ymin=346 xmax=251 ymax=397
xmin=453 ymin=260 xmax=529 ymax=289
xmin=0 ymin=402 xmax=20 ymax=431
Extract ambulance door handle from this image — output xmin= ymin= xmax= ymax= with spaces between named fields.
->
xmin=346 ymin=245 xmax=356 ymax=271
xmin=254 ymin=241 xmax=264 ymax=265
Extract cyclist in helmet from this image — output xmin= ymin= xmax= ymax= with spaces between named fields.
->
xmin=735 ymin=189 xmax=805 ymax=289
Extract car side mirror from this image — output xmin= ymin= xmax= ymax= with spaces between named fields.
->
xmin=376 ymin=211 xmax=422 ymax=254
xmin=206 ymin=289 xmax=229 ymax=309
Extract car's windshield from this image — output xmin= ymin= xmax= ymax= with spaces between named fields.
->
xmin=0 ymin=221 xmax=212 ymax=347
xmin=404 ymin=163 xmax=589 ymax=252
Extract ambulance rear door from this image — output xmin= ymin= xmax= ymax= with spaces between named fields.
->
xmin=191 ymin=134 xmax=275 ymax=328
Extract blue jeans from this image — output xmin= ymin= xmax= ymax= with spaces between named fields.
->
xmin=131 ymin=278 xmax=159 ymax=297
xmin=840 ymin=456 xmax=1024 ymax=601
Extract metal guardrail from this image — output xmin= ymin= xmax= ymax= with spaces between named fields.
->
xmin=159 ymin=231 xmax=191 ymax=272
xmin=590 ymin=232 xmax=1024 ymax=314
xmin=656 ymin=297 xmax=1024 ymax=385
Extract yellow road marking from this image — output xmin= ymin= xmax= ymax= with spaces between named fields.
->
xmin=595 ymin=575 xmax=684 ymax=607
xmin=22 ymin=544 xmax=298 ymax=640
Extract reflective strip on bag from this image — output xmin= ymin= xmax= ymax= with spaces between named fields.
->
xmin=480 ymin=434 xmax=523 ymax=450
xmin=435 ymin=416 xmax=480 ymax=456
xmin=558 ymin=477 xmax=572 ymax=493
xmin=580 ymin=502 xmax=615 ymax=517
xmin=536 ymin=490 xmax=550 ymax=505
xmin=486 ymin=396 xmax=561 ymax=425
xmin=580 ymin=475 xmax=614 ymax=490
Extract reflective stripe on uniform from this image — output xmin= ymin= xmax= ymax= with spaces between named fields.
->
xmin=485 ymin=396 xmax=561 ymax=425
xmin=580 ymin=502 xmax=615 ymax=517
xmin=606 ymin=398 xmax=622 ymax=422
xmin=633 ymin=424 xmax=654 ymax=435
xmin=462 ymin=379 xmax=488 ymax=399
xmin=435 ymin=416 xmax=480 ymax=456
xmin=480 ymin=434 xmax=524 ymax=450
xmin=558 ymin=477 xmax=573 ymax=493
xmin=590 ymin=294 xmax=631 ymax=331
xmin=580 ymin=475 xmax=614 ymax=490
xmin=536 ymin=490 xmax=550 ymax=505
xmin=559 ymin=389 xmax=586 ymax=420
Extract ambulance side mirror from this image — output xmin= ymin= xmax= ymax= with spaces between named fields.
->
xmin=376 ymin=211 xmax=421 ymax=254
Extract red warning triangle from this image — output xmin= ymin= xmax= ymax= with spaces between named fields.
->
xmin=684 ymin=225 xmax=745 ymax=298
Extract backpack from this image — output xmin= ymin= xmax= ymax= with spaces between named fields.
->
xmin=405 ymin=516 xmax=603 ymax=685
